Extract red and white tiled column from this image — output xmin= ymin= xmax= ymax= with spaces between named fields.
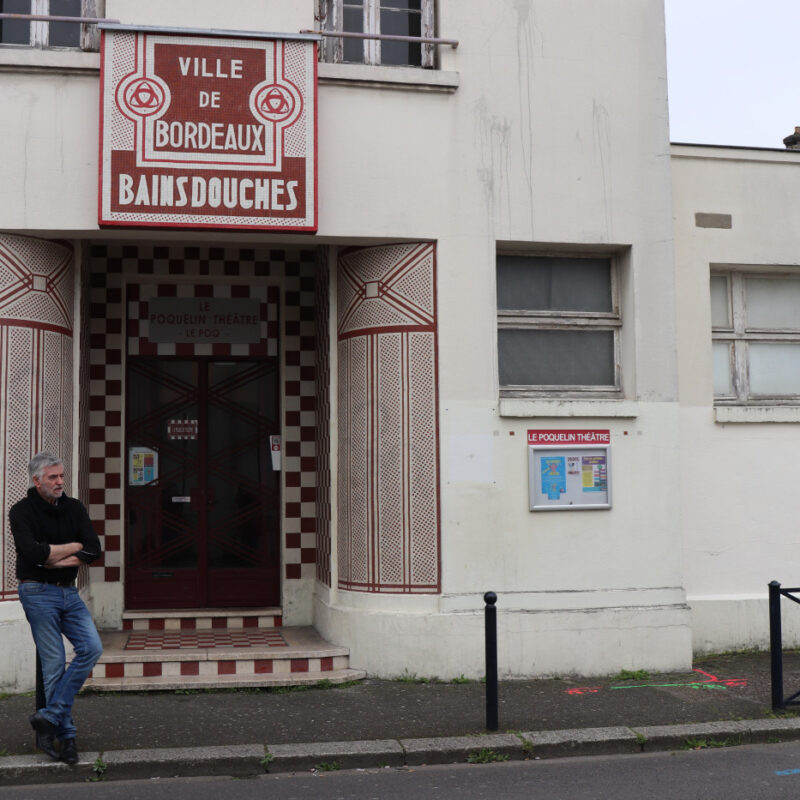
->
xmin=0 ymin=233 xmax=75 ymax=601
xmin=336 ymin=243 xmax=441 ymax=594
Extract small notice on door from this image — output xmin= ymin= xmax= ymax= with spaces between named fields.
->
xmin=129 ymin=447 xmax=158 ymax=486
xmin=168 ymin=419 xmax=198 ymax=440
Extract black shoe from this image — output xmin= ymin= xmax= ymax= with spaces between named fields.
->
xmin=30 ymin=713 xmax=59 ymax=760
xmin=33 ymin=729 xmax=59 ymax=760
xmin=60 ymin=738 xmax=78 ymax=765
xmin=29 ymin=711 xmax=59 ymax=737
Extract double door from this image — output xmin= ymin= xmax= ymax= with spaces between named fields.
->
xmin=125 ymin=358 xmax=280 ymax=609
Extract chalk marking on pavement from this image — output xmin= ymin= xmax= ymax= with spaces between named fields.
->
xmin=565 ymin=668 xmax=748 ymax=696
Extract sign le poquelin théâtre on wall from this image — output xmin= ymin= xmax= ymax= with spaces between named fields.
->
xmin=98 ymin=25 xmax=318 ymax=231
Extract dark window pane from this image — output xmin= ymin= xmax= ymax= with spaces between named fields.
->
xmin=342 ymin=0 xmax=364 ymax=29
xmin=207 ymin=362 xmax=278 ymax=570
xmin=48 ymin=0 xmax=81 ymax=47
xmin=381 ymin=7 xmax=421 ymax=36
xmin=342 ymin=4 xmax=364 ymax=63
xmin=381 ymin=0 xmax=422 ymax=9
xmin=0 ymin=0 xmax=31 ymax=45
xmin=381 ymin=38 xmax=421 ymax=66
xmin=126 ymin=360 xmax=200 ymax=571
xmin=497 ymin=255 xmax=612 ymax=313
xmin=380 ymin=6 xmax=421 ymax=65
xmin=498 ymin=329 xmax=615 ymax=386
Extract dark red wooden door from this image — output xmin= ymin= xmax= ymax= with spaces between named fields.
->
xmin=125 ymin=358 xmax=280 ymax=609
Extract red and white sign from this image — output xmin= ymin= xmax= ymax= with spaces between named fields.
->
xmin=527 ymin=429 xmax=611 ymax=445
xmin=168 ymin=419 xmax=198 ymax=440
xmin=99 ymin=26 xmax=317 ymax=230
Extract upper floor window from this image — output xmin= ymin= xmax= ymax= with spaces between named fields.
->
xmin=712 ymin=271 xmax=800 ymax=403
xmin=0 ymin=0 xmax=100 ymax=50
xmin=318 ymin=0 xmax=436 ymax=68
xmin=497 ymin=254 xmax=621 ymax=397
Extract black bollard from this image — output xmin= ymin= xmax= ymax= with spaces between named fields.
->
xmin=484 ymin=591 xmax=498 ymax=731
xmin=35 ymin=649 xmax=45 ymax=710
xmin=769 ymin=580 xmax=784 ymax=710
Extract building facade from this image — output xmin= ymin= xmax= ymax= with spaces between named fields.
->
xmin=673 ymin=143 xmax=800 ymax=653
xmin=0 ymin=0 xmax=794 ymax=692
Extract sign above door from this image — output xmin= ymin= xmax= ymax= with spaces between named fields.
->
xmin=148 ymin=297 xmax=261 ymax=344
xmin=98 ymin=24 xmax=318 ymax=231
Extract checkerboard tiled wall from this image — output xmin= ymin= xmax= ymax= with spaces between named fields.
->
xmin=314 ymin=251 xmax=331 ymax=587
xmin=85 ymin=244 xmax=319 ymax=592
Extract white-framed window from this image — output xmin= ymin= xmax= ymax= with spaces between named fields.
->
xmin=0 ymin=0 xmax=101 ymax=51
xmin=711 ymin=271 xmax=800 ymax=404
xmin=497 ymin=254 xmax=622 ymax=397
xmin=318 ymin=0 xmax=436 ymax=68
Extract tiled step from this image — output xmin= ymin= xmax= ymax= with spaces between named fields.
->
xmin=88 ymin=669 xmax=363 ymax=692
xmin=85 ymin=624 xmax=366 ymax=691
xmin=122 ymin=607 xmax=283 ymax=631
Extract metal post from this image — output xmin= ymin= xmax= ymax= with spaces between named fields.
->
xmin=769 ymin=580 xmax=784 ymax=711
xmin=484 ymin=591 xmax=498 ymax=732
xmin=35 ymin=650 xmax=45 ymax=711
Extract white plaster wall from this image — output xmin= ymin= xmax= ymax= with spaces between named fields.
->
xmin=88 ymin=581 xmax=124 ymax=631
xmin=672 ymin=146 xmax=800 ymax=653
xmin=0 ymin=68 xmax=99 ymax=231
xmin=315 ymin=593 xmax=690 ymax=679
xmin=106 ymin=0 xmax=310 ymax=36
xmin=439 ymin=405 xmax=684 ymax=595
xmin=318 ymin=0 xmax=688 ymax=677
xmin=0 ymin=603 xmax=36 ymax=693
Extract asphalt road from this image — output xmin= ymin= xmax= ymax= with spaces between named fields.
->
xmin=6 ymin=741 xmax=800 ymax=800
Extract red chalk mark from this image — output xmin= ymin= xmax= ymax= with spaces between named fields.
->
xmin=564 ymin=668 xmax=748 ymax=696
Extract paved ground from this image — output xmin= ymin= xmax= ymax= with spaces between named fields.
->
xmin=2 ymin=650 xmax=800 ymax=785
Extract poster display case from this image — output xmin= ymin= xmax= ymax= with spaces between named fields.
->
xmin=527 ymin=430 xmax=611 ymax=511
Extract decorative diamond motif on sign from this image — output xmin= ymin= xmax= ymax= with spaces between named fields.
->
xmin=116 ymin=72 xmax=170 ymax=122
xmin=126 ymin=78 xmax=167 ymax=115
xmin=250 ymin=80 xmax=302 ymax=127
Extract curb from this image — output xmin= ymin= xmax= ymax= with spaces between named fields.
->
xmin=3 ymin=719 xmax=800 ymax=786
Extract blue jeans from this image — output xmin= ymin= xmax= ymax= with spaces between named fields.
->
xmin=18 ymin=582 xmax=103 ymax=740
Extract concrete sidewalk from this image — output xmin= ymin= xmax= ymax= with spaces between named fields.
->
xmin=2 ymin=650 xmax=800 ymax=785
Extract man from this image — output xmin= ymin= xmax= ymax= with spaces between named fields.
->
xmin=9 ymin=453 xmax=103 ymax=766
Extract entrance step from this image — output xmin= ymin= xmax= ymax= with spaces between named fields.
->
xmin=121 ymin=607 xmax=283 ymax=631
xmin=85 ymin=624 xmax=366 ymax=691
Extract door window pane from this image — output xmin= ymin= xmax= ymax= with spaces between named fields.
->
xmin=498 ymin=328 xmax=615 ymax=386
xmin=207 ymin=362 xmax=278 ymax=570
xmin=748 ymin=343 xmax=800 ymax=395
xmin=746 ymin=277 xmax=800 ymax=331
xmin=497 ymin=255 xmax=612 ymax=313
xmin=127 ymin=360 xmax=200 ymax=571
xmin=712 ymin=341 xmax=732 ymax=395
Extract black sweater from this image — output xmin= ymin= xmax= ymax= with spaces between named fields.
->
xmin=9 ymin=488 xmax=102 ymax=583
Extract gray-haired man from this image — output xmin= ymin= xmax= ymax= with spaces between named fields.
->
xmin=9 ymin=453 xmax=103 ymax=765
